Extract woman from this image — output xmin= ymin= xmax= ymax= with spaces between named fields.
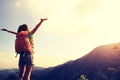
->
xmin=1 ymin=18 xmax=47 ymax=80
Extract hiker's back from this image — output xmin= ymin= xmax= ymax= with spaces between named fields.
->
xmin=15 ymin=31 xmax=34 ymax=54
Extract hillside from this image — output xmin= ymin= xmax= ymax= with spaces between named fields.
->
xmin=38 ymin=43 xmax=120 ymax=80
xmin=1 ymin=43 xmax=120 ymax=80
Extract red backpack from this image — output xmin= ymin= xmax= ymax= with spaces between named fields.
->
xmin=15 ymin=31 xmax=34 ymax=54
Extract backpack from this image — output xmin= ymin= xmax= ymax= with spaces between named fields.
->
xmin=15 ymin=31 xmax=34 ymax=54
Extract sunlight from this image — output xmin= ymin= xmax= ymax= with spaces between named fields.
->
xmin=1 ymin=0 xmax=120 ymax=68
xmin=23 ymin=0 xmax=120 ymax=67
xmin=14 ymin=1 xmax=21 ymax=7
xmin=0 ymin=52 xmax=18 ymax=69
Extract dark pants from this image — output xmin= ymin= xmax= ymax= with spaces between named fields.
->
xmin=18 ymin=52 xmax=34 ymax=80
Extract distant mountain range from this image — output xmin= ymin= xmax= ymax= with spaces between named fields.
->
xmin=1 ymin=43 xmax=120 ymax=80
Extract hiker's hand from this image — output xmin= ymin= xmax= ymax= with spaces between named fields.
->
xmin=1 ymin=28 xmax=8 ymax=31
xmin=41 ymin=18 xmax=47 ymax=22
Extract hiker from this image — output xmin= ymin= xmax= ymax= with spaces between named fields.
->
xmin=1 ymin=18 xmax=47 ymax=80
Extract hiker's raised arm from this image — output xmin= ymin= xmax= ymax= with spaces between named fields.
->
xmin=0 ymin=28 xmax=17 ymax=35
xmin=31 ymin=18 xmax=47 ymax=34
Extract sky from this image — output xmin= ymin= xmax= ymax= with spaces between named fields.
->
xmin=0 ymin=0 xmax=120 ymax=69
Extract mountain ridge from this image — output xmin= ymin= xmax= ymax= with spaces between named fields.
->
xmin=38 ymin=43 xmax=120 ymax=80
xmin=1 ymin=42 xmax=120 ymax=80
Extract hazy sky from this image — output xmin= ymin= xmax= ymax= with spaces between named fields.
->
xmin=0 ymin=0 xmax=120 ymax=68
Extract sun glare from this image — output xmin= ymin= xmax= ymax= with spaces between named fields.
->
xmin=1 ymin=0 xmax=120 ymax=68
xmin=14 ymin=1 xmax=21 ymax=7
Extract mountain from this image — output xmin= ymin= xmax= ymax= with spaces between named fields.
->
xmin=38 ymin=43 xmax=120 ymax=80
xmin=0 ymin=69 xmax=18 ymax=80
xmin=1 ymin=43 xmax=120 ymax=80
xmin=0 ymin=67 xmax=45 ymax=80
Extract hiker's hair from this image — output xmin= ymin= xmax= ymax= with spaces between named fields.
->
xmin=17 ymin=24 xmax=29 ymax=33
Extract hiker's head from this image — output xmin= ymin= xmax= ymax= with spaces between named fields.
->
xmin=17 ymin=24 xmax=30 ymax=33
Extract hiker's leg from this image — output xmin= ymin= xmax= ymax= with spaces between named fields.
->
xmin=23 ymin=65 xmax=32 ymax=80
xmin=23 ymin=53 xmax=33 ymax=80
xmin=18 ymin=53 xmax=26 ymax=80
xmin=18 ymin=65 xmax=26 ymax=80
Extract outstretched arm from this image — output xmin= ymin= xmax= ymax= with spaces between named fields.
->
xmin=31 ymin=18 xmax=47 ymax=34
xmin=0 ymin=28 xmax=17 ymax=35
